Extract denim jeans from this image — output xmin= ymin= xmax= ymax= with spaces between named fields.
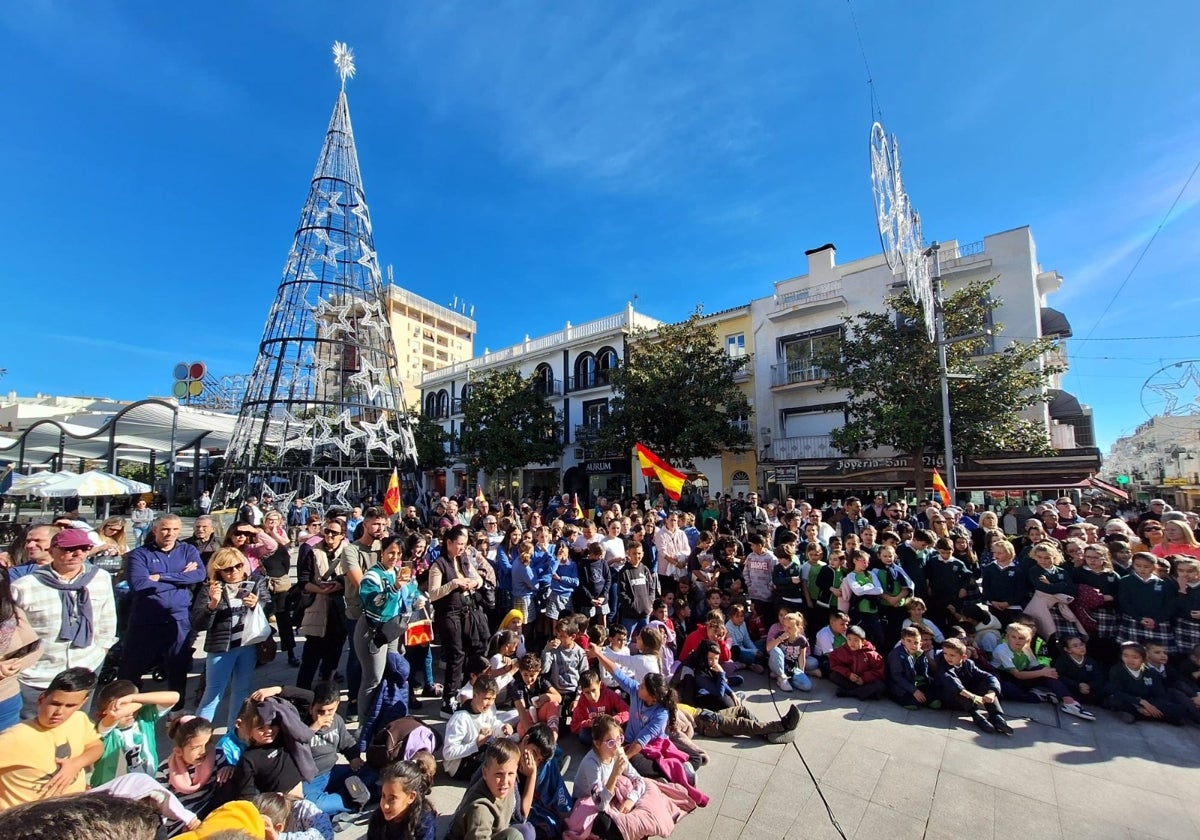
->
xmin=732 ymin=643 xmax=759 ymax=665
xmin=769 ymin=647 xmax=817 ymax=691
xmin=0 ymin=694 xmax=21 ymax=735
xmin=302 ymin=764 xmax=372 ymax=816
xmin=620 ymin=616 xmax=649 ymax=637
xmin=197 ymin=644 xmax=259 ymax=731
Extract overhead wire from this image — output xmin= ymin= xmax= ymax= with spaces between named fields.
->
xmin=1081 ymin=158 xmax=1200 ymax=341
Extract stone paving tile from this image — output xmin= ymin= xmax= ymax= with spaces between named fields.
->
xmin=924 ymin=771 xmax=997 ymax=840
xmin=790 ymin=787 xmax=871 ymax=840
xmin=867 ymin=758 xmax=939 ymax=823
xmin=993 ymin=788 xmax=1065 ymax=839
xmin=939 ymin=738 xmax=1058 ymax=805
xmin=853 ymin=801 xmax=930 ymax=840
xmin=1050 ymin=765 xmax=1197 ymax=840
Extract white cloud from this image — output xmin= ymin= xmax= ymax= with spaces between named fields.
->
xmin=378 ymin=3 xmax=801 ymax=190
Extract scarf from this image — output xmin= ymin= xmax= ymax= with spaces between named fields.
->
xmin=167 ymin=716 xmax=217 ymax=794
xmin=31 ymin=565 xmax=99 ymax=649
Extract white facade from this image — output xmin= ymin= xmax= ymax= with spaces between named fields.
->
xmin=1104 ymin=415 xmax=1200 ymax=509
xmin=750 ymin=226 xmax=1095 ymax=498
xmin=419 ymin=304 xmax=662 ymax=499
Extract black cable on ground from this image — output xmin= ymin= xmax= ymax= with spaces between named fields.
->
xmin=765 ymin=679 xmax=849 ymax=840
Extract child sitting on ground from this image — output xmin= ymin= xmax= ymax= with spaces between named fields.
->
xmin=367 ymin=758 xmax=437 ymax=840
xmin=305 ymin=681 xmax=368 ymax=817
xmin=92 ymin=681 xmax=181 ymax=785
xmin=900 ymin=598 xmax=945 ymax=644
xmin=446 ymin=740 xmax=532 ymax=840
xmin=216 ymin=684 xmax=314 ymax=768
xmin=1103 ymin=642 xmax=1186 ymax=725
xmin=444 ymin=675 xmax=513 ymax=780
xmin=827 ymin=626 xmax=887 ymax=700
xmin=569 ymin=671 xmax=629 ymax=747
xmin=934 ymin=638 xmax=1013 ymax=735
xmin=156 ymin=715 xmax=232 ymax=821
xmin=1052 ymin=636 xmax=1106 ymax=705
xmin=485 ymin=631 xmax=522 ymax=692
xmin=506 ymin=654 xmax=561 ymax=738
xmin=677 ymin=640 xmax=738 ymax=712
xmin=812 ymin=611 xmax=851 ymax=677
xmin=990 ymin=622 xmax=1094 ymax=720
xmin=603 ymin=626 xmax=667 ymax=685
xmin=766 ymin=611 xmax=818 ymax=692
xmin=724 ymin=603 xmax=765 ymax=673
xmin=886 ymin=626 xmax=941 ymax=709
xmin=228 ymin=689 xmax=318 ymax=800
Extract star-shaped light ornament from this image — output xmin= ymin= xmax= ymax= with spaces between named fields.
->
xmin=1148 ymin=362 xmax=1200 ymax=416
xmin=311 ymin=188 xmax=344 ymax=225
xmin=359 ymin=413 xmax=403 ymax=456
xmin=333 ymin=41 xmax=356 ymax=91
xmin=348 ymin=363 xmax=387 ymax=403
xmin=350 ymin=198 xmax=373 ymax=237
xmin=305 ymin=474 xmax=353 ymax=511
xmin=354 ymin=299 xmax=387 ymax=337
xmin=268 ymin=491 xmax=297 ymax=514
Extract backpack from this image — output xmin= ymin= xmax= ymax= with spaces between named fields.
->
xmin=365 ymin=716 xmax=440 ymax=770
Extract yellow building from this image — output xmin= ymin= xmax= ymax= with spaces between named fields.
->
xmin=385 ymin=280 xmax=476 ymax=401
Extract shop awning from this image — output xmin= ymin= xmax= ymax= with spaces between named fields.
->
xmin=1088 ymin=476 xmax=1129 ymax=500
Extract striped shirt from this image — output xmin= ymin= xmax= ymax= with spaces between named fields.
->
xmin=11 ymin=564 xmax=118 ymax=688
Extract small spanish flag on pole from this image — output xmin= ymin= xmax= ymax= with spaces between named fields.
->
xmin=635 ymin=442 xmax=687 ymax=501
xmin=383 ymin=467 xmax=401 ymax=517
xmin=931 ymin=468 xmax=951 ymax=507
xmin=572 ymin=492 xmax=585 ymax=521
xmin=476 ymin=484 xmax=486 ymax=507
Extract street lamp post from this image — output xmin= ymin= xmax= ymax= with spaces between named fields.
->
xmin=929 ymin=244 xmax=957 ymax=498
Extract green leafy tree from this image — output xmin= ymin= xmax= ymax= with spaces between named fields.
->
xmin=600 ymin=308 xmax=753 ymax=467
xmin=410 ymin=406 xmax=451 ymax=471
xmin=458 ymin=368 xmax=563 ymax=487
xmin=815 ymin=277 xmax=1061 ymax=497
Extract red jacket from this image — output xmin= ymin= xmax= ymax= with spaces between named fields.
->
xmin=570 ymin=686 xmax=630 ymax=734
xmin=678 ymin=626 xmax=732 ymax=664
xmin=828 ymin=641 xmax=885 ymax=684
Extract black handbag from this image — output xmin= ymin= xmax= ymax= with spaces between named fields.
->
xmin=370 ymin=614 xmax=408 ymax=650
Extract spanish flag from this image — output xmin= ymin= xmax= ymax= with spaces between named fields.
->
xmin=476 ymin=485 xmax=486 ymax=506
xmin=635 ymin=442 xmax=686 ymax=501
xmin=572 ymin=492 xmax=585 ymax=521
xmin=383 ymin=467 xmax=401 ymax=516
xmin=931 ymin=468 xmax=951 ymax=507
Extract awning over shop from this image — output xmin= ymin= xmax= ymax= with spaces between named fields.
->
xmin=1041 ymin=307 xmax=1073 ymax=338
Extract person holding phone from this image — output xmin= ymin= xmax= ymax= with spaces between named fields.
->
xmin=189 ymin=548 xmax=273 ymax=731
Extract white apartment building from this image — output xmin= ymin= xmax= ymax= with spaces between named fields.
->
xmin=1105 ymin=415 xmax=1200 ymax=511
xmin=419 ymin=304 xmax=662 ymax=500
xmin=750 ymin=226 xmax=1101 ymax=505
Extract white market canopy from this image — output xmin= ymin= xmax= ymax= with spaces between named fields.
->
xmin=21 ymin=470 xmax=153 ymax=498
xmin=0 ymin=398 xmax=245 ymax=469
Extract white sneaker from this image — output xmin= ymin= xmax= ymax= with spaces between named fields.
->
xmin=1061 ymin=702 xmax=1096 ymax=721
xmin=775 ymin=676 xmax=794 ymax=692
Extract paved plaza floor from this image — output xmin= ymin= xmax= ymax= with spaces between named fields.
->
xmin=241 ymin=652 xmax=1200 ymax=840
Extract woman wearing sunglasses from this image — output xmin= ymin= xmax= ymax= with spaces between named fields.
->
xmin=222 ymin=521 xmax=278 ymax=576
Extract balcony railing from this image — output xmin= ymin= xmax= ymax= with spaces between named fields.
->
xmin=531 ymin=378 xmax=562 ymax=396
xmin=771 ymin=361 xmax=827 ymax=387
xmin=771 ymin=434 xmax=838 ymax=460
xmin=568 ymin=370 xmax=613 ymax=392
xmin=730 ymin=418 xmax=751 ymax=434
xmin=450 ymin=398 xmax=464 ymax=416
xmin=575 ymin=423 xmax=604 ymax=441
xmin=773 ymin=280 xmax=844 ymax=310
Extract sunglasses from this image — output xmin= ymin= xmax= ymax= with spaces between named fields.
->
xmin=234 ymin=531 xmax=255 ymax=538
xmin=1144 ymin=527 xmax=1162 ymax=532
xmin=324 ymin=529 xmax=344 ymax=536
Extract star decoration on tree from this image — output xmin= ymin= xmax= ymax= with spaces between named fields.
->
xmin=348 ymin=360 xmax=388 ymax=402
xmin=359 ymin=413 xmax=403 ymax=455
xmin=304 ymin=474 xmax=353 ymax=512
xmin=311 ymin=188 xmax=344 ymax=224
xmin=350 ymin=198 xmax=373 ymax=236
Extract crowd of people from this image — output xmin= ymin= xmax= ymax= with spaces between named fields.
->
xmin=0 ymin=488 xmax=1199 ymax=840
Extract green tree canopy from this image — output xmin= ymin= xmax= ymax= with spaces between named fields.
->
xmin=600 ymin=309 xmax=753 ymax=467
xmin=458 ymin=368 xmax=563 ymax=474
xmin=410 ymin=407 xmax=451 ymax=471
xmin=815 ymin=277 xmax=1060 ymax=495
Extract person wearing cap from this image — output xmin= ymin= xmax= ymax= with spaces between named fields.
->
xmin=11 ymin=529 xmax=118 ymax=719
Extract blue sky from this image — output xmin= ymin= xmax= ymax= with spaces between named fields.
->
xmin=2 ymin=1 xmax=1198 ymax=454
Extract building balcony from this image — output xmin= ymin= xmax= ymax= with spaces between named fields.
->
xmin=731 ymin=353 xmax=753 ymax=383
xmin=771 ymin=361 xmax=828 ymax=388
xmin=769 ymin=280 xmax=846 ymax=321
xmin=730 ymin=418 xmax=751 ymax=434
xmin=770 ymin=434 xmax=839 ymax=460
xmin=568 ymin=370 xmax=614 ymax=392
xmin=532 ymin=379 xmax=562 ymax=397
xmin=450 ymin=398 xmax=464 ymax=416
xmin=575 ymin=423 xmax=603 ymax=441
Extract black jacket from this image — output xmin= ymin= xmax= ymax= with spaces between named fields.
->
xmin=191 ymin=574 xmax=273 ymax=653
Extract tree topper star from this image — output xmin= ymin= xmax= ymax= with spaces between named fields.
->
xmin=333 ymin=42 xmax=356 ymax=91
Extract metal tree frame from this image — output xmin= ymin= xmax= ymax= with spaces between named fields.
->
xmin=214 ymin=43 xmax=419 ymax=515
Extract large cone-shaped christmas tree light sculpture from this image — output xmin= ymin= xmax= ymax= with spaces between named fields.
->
xmin=214 ymin=43 xmax=419 ymax=515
